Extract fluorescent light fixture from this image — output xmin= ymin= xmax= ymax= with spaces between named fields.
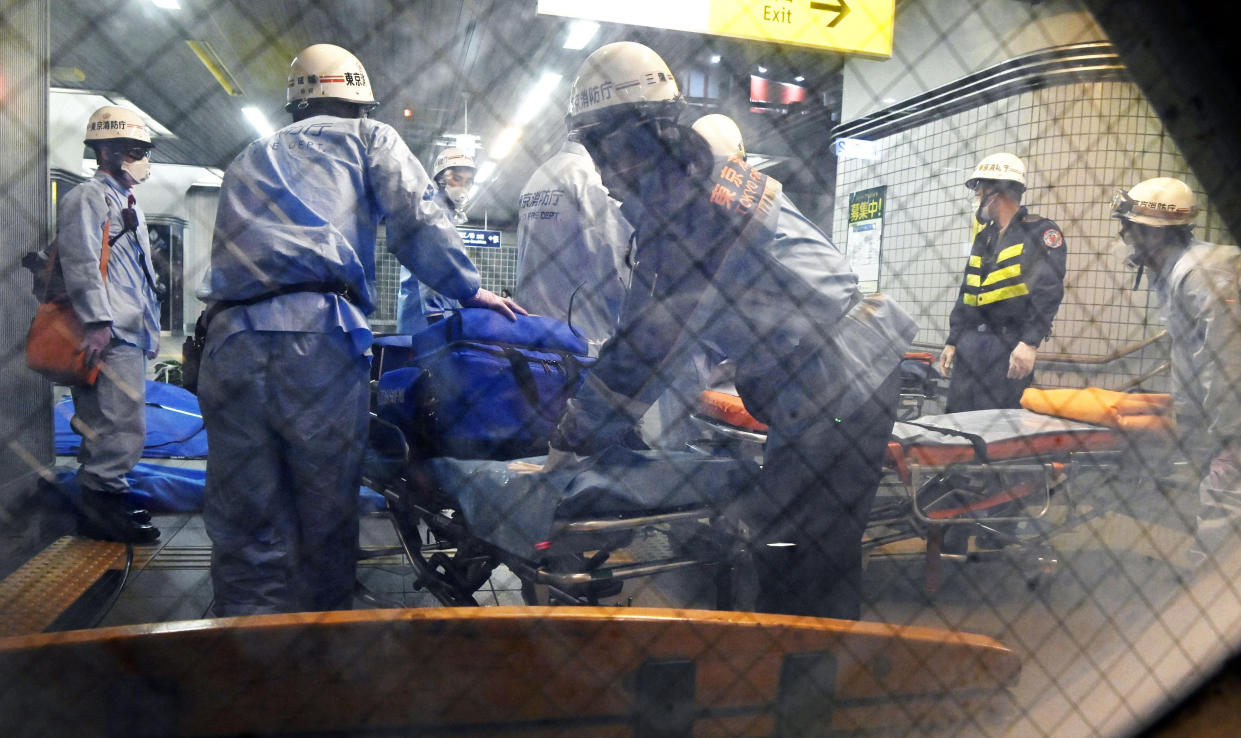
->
xmin=187 ymin=40 xmax=245 ymax=97
xmin=513 ymin=71 xmax=563 ymax=126
xmin=474 ymin=161 xmax=497 ymax=183
xmin=150 ymin=0 xmax=180 ymax=8
xmin=242 ymin=106 xmax=275 ymax=137
xmin=452 ymin=133 xmax=482 ymax=157
xmin=489 ymin=127 xmax=522 ymax=160
xmin=710 ymin=54 xmax=721 ymax=64
xmin=563 ymin=20 xmax=599 ymax=50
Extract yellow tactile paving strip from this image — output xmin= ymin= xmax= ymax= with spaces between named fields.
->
xmin=0 ymin=537 xmax=126 ymax=637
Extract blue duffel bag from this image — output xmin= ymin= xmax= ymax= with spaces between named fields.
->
xmin=376 ymin=309 xmax=595 ymax=460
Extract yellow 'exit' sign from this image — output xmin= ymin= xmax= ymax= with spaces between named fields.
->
xmin=538 ymin=0 xmax=894 ymax=57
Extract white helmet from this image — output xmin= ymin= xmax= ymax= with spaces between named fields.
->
xmin=965 ymin=152 xmax=1026 ymax=191
xmin=567 ymin=42 xmax=682 ymax=129
xmin=692 ymin=114 xmax=745 ymax=160
xmin=84 ymin=106 xmax=151 ymax=146
xmin=1112 ymin=177 xmax=1198 ymax=227
xmin=432 ymin=148 xmax=475 ymax=181
xmin=286 ymin=43 xmax=376 ymax=111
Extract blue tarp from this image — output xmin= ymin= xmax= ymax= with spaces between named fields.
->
xmin=51 ymin=380 xmax=387 ymax=515
xmin=47 ymin=465 xmax=387 ymax=515
xmin=54 ymin=380 xmax=208 ymax=459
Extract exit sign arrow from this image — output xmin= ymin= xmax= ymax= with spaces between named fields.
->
xmin=810 ymin=0 xmax=851 ymax=27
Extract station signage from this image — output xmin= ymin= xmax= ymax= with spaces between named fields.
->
xmin=537 ymin=0 xmax=894 ymax=57
xmin=459 ymin=228 xmax=502 ymax=248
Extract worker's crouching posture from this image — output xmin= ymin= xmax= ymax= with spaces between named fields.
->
xmin=548 ymin=42 xmax=918 ymax=620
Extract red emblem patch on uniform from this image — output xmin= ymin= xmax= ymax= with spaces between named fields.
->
xmin=1043 ymin=228 xmax=1063 ymax=248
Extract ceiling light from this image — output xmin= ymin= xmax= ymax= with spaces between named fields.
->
xmin=489 ymin=127 xmax=522 ymax=160
xmin=105 ymin=94 xmax=176 ymax=137
xmin=710 ymin=55 xmax=721 ymax=64
xmin=794 ymin=75 xmax=805 ymax=83
xmin=150 ymin=0 xmax=180 ymax=8
xmin=757 ymin=65 xmax=767 ymax=74
xmin=563 ymin=20 xmax=599 ymax=50
xmin=474 ymin=161 xmax=497 ymax=183
xmin=513 ymin=71 xmax=563 ymax=126
xmin=242 ymin=106 xmax=275 ymax=137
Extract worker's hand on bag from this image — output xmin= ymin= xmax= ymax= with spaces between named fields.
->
xmin=80 ymin=323 xmax=112 ymax=367
xmin=462 ymin=288 xmax=528 ymax=321
xmin=1008 ymin=341 xmax=1037 ymax=379
xmin=937 ymin=345 xmax=955 ymax=376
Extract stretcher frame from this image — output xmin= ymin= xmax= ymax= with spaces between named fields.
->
xmin=364 ymin=414 xmax=747 ymax=607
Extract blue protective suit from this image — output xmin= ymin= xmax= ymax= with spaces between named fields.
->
xmin=515 ymin=140 xmax=633 ymax=347
xmin=56 ymin=170 xmax=161 ymax=495
xmin=199 ymin=115 xmax=481 ymax=615
xmin=396 ymin=189 xmax=463 ymax=333
xmin=554 ymin=138 xmax=918 ymax=619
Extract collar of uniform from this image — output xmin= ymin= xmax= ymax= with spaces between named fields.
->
xmin=93 ymin=167 xmax=133 ymax=197
xmin=563 ymin=139 xmax=590 ymax=158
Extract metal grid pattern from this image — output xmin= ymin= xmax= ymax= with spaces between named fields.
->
xmin=834 ymin=77 xmax=1228 ymax=392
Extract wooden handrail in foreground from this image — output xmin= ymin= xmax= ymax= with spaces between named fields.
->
xmin=0 ymin=606 xmax=1020 ymax=737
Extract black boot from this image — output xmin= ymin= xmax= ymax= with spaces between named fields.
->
xmin=76 ymin=491 xmax=160 ymax=544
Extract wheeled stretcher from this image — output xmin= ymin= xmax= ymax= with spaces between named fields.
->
xmin=694 ymin=387 xmax=1174 ymax=591
xmin=364 ymin=416 xmax=761 ymax=607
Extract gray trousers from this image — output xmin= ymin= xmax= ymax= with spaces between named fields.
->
xmin=200 ymin=330 xmax=370 ymax=616
xmin=71 ymin=341 xmax=147 ymax=495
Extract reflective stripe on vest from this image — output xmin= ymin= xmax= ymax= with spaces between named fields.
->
xmin=996 ymin=242 xmax=1024 ymax=263
xmin=976 ymin=283 xmax=1030 ymax=305
xmin=982 ymin=263 xmax=1022 ymax=286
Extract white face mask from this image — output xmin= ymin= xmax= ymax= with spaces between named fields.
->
xmin=444 ymin=185 xmax=470 ymax=210
xmin=121 ymin=157 xmax=151 ymax=184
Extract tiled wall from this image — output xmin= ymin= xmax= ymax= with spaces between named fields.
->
xmin=371 ymin=230 xmax=518 ymax=331
xmin=833 ymin=79 xmax=1233 ymax=391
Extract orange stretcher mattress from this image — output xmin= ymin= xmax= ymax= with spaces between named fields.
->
xmin=889 ymin=409 xmax=1123 ymax=466
xmin=1021 ymin=387 xmax=1174 ymax=436
xmin=698 ymin=389 xmax=769 ymax=432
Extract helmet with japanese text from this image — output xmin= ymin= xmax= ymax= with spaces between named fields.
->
xmin=286 ymin=43 xmax=377 ymax=111
xmin=692 ymin=114 xmax=746 ymax=160
xmin=432 ymin=148 xmax=476 ymax=181
xmin=84 ymin=106 xmax=152 ymax=147
xmin=567 ymin=42 xmax=683 ymax=131
xmin=965 ymin=152 xmax=1026 ymax=192
xmin=1111 ymin=177 xmax=1198 ymax=227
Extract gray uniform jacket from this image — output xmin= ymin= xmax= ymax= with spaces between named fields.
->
xmin=1156 ymin=239 xmax=1241 ymax=450
xmin=516 ymin=140 xmax=633 ymax=346
xmin=556 ymin=153 xmax=917 ymax=450
xmin=55 ymin=170 xmax=161 ymax=354
xmin=200 ymin=116 xmax=479 ymax=355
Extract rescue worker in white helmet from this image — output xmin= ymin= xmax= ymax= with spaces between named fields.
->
xmin=938 ymin=153 xmax=1066 ymax=412
xmin=53 ymin=106 xmax=161 ymax=543
xmin=1112 ymin=177 xmax=1241 ymax=556
xmin=515 ymin=103 xmax=634 ymax=348
xmin=198 ymin=43 xmax=524 ymax=616
xmin=395 ymin=147 xmax=475 ymax=332
xmin=549 ymin=42 xmax=918 ymax=620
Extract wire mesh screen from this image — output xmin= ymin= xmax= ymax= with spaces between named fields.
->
xmin=4 ymin=0 xmax=1241 ymax=737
